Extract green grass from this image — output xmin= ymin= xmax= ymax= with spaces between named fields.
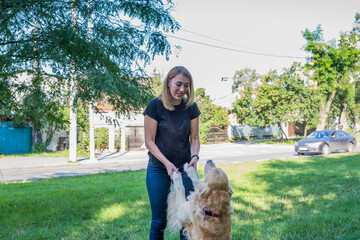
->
xmin=254 ymin=137 xmax=302 ymax=145
xmin=0 ymin=149 xmax=89 ymax=158
xmin=1 ymin=153 xmax=359 ymax=239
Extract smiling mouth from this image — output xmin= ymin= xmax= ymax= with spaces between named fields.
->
xmin=176 ymin=93 xmax=184 ymax=97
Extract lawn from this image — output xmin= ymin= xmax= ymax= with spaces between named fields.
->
xmin=253 ymin=137 xmax=302 ymax=145
xmin=1 ymin=153 xmax=359 ymax=239
xmin=0 ymin=149 xmax=89 ymax=158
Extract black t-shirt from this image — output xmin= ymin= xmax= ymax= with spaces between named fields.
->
xmin=143 ymin=98 xmax=201 ymax=168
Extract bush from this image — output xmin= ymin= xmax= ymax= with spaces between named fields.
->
xmin=199 ymin=122 xmax=211 ymax=144
xmin=78 ymin=131 xmax=89 ymax=151
xmin=31 ymin=142 xmax=47 ymax=153
xmin=95 ymin=128 xmax=109 ymax=150
xmin=77 ymin=128 xmax=124 ymax=152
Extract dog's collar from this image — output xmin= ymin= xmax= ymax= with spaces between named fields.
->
xmin=203 ymin=208 xmax=220 ymax=217
xmin=203 ymin=208 xmax=220 ymax=225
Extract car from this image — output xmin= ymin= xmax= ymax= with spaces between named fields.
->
xmin=295 ymin=130 xmax=356 ymax=155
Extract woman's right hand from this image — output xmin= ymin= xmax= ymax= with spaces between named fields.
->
xmin=165 ymin=161 xmax=180 ymax=180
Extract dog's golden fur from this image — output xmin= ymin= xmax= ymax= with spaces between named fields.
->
xmin=167 ymin=160 xmax=233 ymax=240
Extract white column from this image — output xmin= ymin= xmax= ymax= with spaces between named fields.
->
xmin=120 ymin=126 xmax=126 ymax=153
xmin=69 ymin=81 xmax=77 ymax=162
xmin=109 ymin=126 xmax=115 ymax=152
xmin=69 ymin=0 xmax=77 ymax=162
xmin=89 ymin=103 xmax=96 ymax=161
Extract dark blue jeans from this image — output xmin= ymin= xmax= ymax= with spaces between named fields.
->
xmin=146 ymin=161 xmax=194 ymax=240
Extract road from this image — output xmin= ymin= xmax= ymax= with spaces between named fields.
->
xmin=1 ymin=142 xmax=358 ymax=182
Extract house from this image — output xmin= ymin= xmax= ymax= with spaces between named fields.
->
xmin=3 ymin=71 xmax=146 ymax=153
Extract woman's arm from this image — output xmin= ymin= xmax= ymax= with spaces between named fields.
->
xmin=144 ymin=115 xmax=180 ymax=178
xmin=188 ymin=116 xmax=200 ymax=169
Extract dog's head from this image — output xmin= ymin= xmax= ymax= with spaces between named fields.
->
xmin=199 ymin=160 xmax=233 ymax=216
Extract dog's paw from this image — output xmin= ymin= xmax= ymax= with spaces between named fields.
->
xmin=184 ymin=162 xmax=189 ymax=169
xmin=172 ymin=172 xmax=183 ymax=187
xmin=185 ymin=165 xmax=199 ymax=179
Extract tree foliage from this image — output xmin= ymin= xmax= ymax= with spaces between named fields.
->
xmin=0 ymin=0 xmax=180 ymax=144
xmin=232 ymin=67 xmax=260 ymax=93
xmin=253 ymin=70 xmax=293 ymax=139
xmin=302 ymin=24 xmax=360 ymax=130
xmin=232 ymin=64 xmax=321 ymax=139
xmin=195 ymin=88 xmax=229 ymax=143
xmin=232 ymin=83 xmax=257 ymax=125
xmin=150 ymin=72 xmax=163 ymax=97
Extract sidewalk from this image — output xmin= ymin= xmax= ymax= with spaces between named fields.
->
xmin=0 ymin=150 xmax=149 ymax=170
xmin=0 ymin=139 xmax=285 ymax=170
xmin=0 ymin=140 xmax=293 ymax=182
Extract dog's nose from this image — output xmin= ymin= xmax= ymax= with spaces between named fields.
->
xmin=205 ymin=160 xmax=216 ymax=168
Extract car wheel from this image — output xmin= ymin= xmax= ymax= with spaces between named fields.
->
xmin=347 ymin=143 xmax=354 ymax=152
xmin=321 ymin=144 xmax=330 ymax=155
xmin=298 ymin=152 xmax=304 ymax=155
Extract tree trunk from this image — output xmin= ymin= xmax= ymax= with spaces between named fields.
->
xmin=304 ymin=122 xmax=308 ymax=137
xmin=338 ymin=103 xmax=347 ymax=130
xmin=33 ymin=19 xmax=39 ymax=79
xmin=32 ymin=18 xmax=42 ymax=146
xmin=45 ymin=124 xmax=55 ymax=148
xmin=278 ymin=123 xmax=288 ymax=141
xmin=316 ymin=91 xmax=336 ymax=130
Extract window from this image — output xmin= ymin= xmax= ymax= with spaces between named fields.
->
xmin=338 ymin=131 xmax=346 ymax=137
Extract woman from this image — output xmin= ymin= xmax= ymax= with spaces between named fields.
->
xmin=144 ymin=66 xmax=201 ymax=239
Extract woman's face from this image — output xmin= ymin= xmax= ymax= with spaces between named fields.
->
xmin=167 ymin=74 xmax=190 ymax=105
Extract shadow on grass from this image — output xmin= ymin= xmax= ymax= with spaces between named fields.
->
xmin=229 ymin=153 xmax=360 ymax=240
xmin=0 ymin=170 xmax=152 ymax=239
xmin=2 ymin=154 xmax=359 ymax=240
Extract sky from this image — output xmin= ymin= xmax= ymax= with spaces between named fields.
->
xmin=147 ymin=0 xmax=360 ymax=100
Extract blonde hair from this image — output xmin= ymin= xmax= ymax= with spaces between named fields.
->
xmin=159 ymin=66 xmax=195 ymax=111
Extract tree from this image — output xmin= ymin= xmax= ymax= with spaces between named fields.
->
xmin=232 ymin=63 xmax=320 ymax=139
xmin=281 ymin=63 xmax=320 ymax=136
xmin=150 ymin=72 xmax=163 ymax=97
xmin=232 ymin=83 xmax=257 ymax=126
xmin=195 ymin=88 xmax=229 ymax=143
xmin=253 ymin=70 xmax=294 ymax=140
xmin=232 ymin=68 xmax=260 ymax=93
xmin=303 ymin=25 xmax=360 ymax=130
xmin=0 ymin=77 xmax=16 ymax=122
xmin=1 ymin=0 xmax=180 ymax=148
xmin=195 ymin=88 xmax=214 ymax=124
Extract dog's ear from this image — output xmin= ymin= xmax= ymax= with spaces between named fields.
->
xmin=199 ymin=183 xmax=213 ymax=200
xmin=228 ymin=182 xmax=233 ymax=195
xmin=206 ymin=189 xmax=232 ymax=216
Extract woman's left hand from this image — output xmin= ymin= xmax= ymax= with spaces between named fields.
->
xmin=187 ymin=156 xmax=199 ymax=170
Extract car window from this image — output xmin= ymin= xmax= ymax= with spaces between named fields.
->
xmin=318 ymin=132 xmax=325 ymax=138
xmin=331 ymin=132 xmax=339 ymax=138
xmin=338 ymin=131 xmax=346 ymax=137
xmin=306 ymin=131 xmax=329 ymax=139
xmin=306 ymin=132 xmax=317 ymax=139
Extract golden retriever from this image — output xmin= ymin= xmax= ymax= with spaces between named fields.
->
xmin=167 ymin=160 xmax=233 ymax=240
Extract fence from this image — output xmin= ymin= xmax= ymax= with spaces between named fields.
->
xmin=228 ymin=124 xmax=280 ymax=140
xmin=205 ymin=126 xmax=228 ymax=144
xmin=0 ymin=122 xmax=32 ymax=154
xmin=127 ymin=126 xmax=144 ymax=150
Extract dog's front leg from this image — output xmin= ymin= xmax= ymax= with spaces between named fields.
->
xmin=172 ymin=172 xmax=186 ymax=205
xmin=184 ymin=163 xmax=200 ymax=189
xmin=172 ymin=172 xmax=192 ymax=226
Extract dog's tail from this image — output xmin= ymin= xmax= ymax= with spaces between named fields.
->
xmin=166 ymin=184 xmax=182 ymax=233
